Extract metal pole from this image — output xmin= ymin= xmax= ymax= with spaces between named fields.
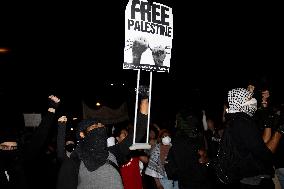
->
xmin=146 ymin=71 xmax=152 ymax=143
xmin=132 ymin=69 xmax=141 ymax=144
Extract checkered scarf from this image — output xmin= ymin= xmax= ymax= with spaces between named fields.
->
xmin=228 ymin=88 xmax=257 ymax=116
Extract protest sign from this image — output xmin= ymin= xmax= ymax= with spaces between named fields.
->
xmin=123 ymin=0 xmax=173 ymax=72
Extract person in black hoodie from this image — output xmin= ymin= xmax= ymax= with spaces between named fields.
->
xmin=56 ymin=98 xmax=148 ymax=189
xmin=225 ymin=88 xmax=283 ymax=189
xmin=0 ymin=95 xmax=60 ymax=189
xmin=164 ymin=107 xmax=211 ymax=189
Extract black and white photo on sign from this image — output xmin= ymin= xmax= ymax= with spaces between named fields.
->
xmin=123 ymin=0 xmax=173 ymax=72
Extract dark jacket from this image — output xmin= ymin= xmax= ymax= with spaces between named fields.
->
xmin=0 ymin=112 xmax=56 ymax=189
xmin=226 ymin=112 xmax=274 ymax=178
xmin=57 ymin=113 xmax=148 ymax=189
xmin=165 ymin=134 xmax=210 ymax=189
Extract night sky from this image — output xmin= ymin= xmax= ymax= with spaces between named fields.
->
xmin=0 ymin=1 xmax=283 ymax=127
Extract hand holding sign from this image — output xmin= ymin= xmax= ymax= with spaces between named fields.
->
xmin=140 ymin=98 xmax=149 ymax=115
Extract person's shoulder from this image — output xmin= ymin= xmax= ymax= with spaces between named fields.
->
xmin=171 ymin=135 xmax=191 ymax=146
xmin=228 ymin=113 xmax=253 ymax=123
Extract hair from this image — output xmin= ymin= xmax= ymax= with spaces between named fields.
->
xmin=157 ymin=129 xmax=171 ymax=143
xmin=149 ymin=124 xmax=159 ymax=139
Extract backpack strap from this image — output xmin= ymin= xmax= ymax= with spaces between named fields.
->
xmin=106 ymin=159 xmax=120 ymax=174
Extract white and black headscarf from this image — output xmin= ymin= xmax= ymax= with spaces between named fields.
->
xmin=228 ymin=88 xmax=257 ymax=117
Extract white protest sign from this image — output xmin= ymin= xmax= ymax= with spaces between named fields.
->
xmin=123 ymin=0 xmax=173 ymax=72
xmin=23 ymin=113 xmax=42 ymax=127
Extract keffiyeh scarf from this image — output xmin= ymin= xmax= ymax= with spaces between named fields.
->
xmin=228 ymin=88 xmax=257 ymax=117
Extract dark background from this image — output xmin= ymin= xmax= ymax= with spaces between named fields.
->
xmin=0 ymin=1 xmax=283 ymax=129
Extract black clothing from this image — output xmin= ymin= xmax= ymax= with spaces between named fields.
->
xmin=0 ymin=112 xmax=56 ymax=189
xmin=77 ymin=127 xmax=109 ymax=171
xmin=226 ymin=112 xmax=274 ymax=178
xmin=165 ymin=134 xmax=210 ymax=189
xmin=57 ymin=113 xmax=147 ymax=189
xmin=204 ymin=129 xmax=221 ymax=159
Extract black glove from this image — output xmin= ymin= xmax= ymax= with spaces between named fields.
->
xmin=263 ymin=114 xmax=274 ymax=128
xmin=277 ymin=124 xmax=284 ymax=134
xmin=137 ymin=85 xmax=149 ymax=99
xmin=277 ymin=112 xmax=284 ymax=134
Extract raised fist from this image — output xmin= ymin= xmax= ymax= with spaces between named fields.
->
xmin=48 ymin=95 xmax=60 ymax=110
xmin=132 ymin=37 xmax=149 ymax=65
xmin=58 ymin=116 xmax=67 ymax=126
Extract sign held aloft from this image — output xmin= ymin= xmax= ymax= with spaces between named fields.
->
xmin=124 ymin=0 xmax=173 ymax=72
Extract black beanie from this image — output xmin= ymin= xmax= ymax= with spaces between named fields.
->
xmin=0 ymin=128 xmax=19 ymax=144
xmin=76 ymin=118 xmax=99 ymax=140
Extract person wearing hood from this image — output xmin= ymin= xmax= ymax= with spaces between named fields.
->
xmin=56 ymin=98 xmax=149 ymax=189
xmin=0 ymin=95 xmax=60 ymax=189
xmin=164 ymin=107 xmax=211 ymax=189
xmin=223 ymin=88 xmax=283 ymax=188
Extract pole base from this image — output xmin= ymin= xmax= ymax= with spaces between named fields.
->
xmin=129 ymin=143 xmax=151 ymax=150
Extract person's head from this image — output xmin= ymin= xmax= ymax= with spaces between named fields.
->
xmin=77 ymin=120 xmax=105 ymax=139
xmin=116 ymin=128 xmax=128 ymax=143
xmin=149 ymin=125 xmax=159 ymax=140
xmin=207 ymin=119 xmax=215 ymax=131
xmin=76 ymin=118 xmax=109 ymax=171
xmin=65 ymin=140 xmax=75 ymax=153
xmin=261 ymin=89 xmax=270 ymax=108
xmin=0 ymin=128 xmax=19 ymax=151
xmin=247 ymin=84 xmax=255 ymax=93
xmin=158 ymin=129 xmax=171 ymax=145
xmin=0 ymin=141 xmax=18 ymax=151
xmin=65 ymin=129 xmax=76 ymax=153
xmin=0 ymin=129 xmax=20 ymax=168
xmin=228 ymin=88 xmax=257 ymax=116
xmin=175 ymin=107 xmax=201 ymax=138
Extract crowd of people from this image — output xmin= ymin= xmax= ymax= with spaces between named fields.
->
xmin=0 ymin=83 xmax=284 ymax=189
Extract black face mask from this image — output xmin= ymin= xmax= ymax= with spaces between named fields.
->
xmin=65 ymin=144 xmax=75 ymax=153
xmin=78 ymin=127 xmax=108 ymax=171
xmin=0 ymin=150 xmax=19 ymax=169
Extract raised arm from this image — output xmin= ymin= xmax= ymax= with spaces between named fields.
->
xmin=57 ymin=116 xmax=68 ymax=162
xmin=24 ymin=95 xmax=60 ymax=161
xmin=109 ymin=98 xmax=148 ymax=164
xmin=265 ymin=123 xmax=284 ymax=153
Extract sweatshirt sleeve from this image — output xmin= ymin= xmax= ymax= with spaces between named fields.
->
xmin=57 ymin=123 xmax=67 ymax=162
xmin=109 ymin=112 xmax=148 ymax=165
xmin=23 ymin=112 xmax=55 ymax=161
xmin=237 ymin=118 xmax=273 ymax=163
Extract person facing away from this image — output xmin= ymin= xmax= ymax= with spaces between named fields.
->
xmin=57 ymin=98 xmax=149 ymax=189
xmin=164 ymin=107 xmax=211 ymax=189
xmin=0 ymin=95 xmax=60 ymax=189
xmin=224 ymin=88 xmax=283 ymax=189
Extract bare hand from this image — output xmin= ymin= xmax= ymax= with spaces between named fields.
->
xmin=58 ymin=116 xmax=67 ymax=125
xmin=48 ymin=95 xmax=60 ymax=113
xmin=49 ymin=95 xmax=60 ymax=103
xmin=198 ymin=149 xmax=208 ymax=164
xmin=140 ymin=99 xmax=149 ymax=115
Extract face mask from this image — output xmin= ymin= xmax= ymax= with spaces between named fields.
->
xmin=0 ymin=150 xmax=19 ymax=168
xmin=162 ymin=136 xmax=171 ymax=145
xmin=65 ymin=144 xmax=75 ymax=153
xmin=241 ymin=98 xmax=257 ymax=116
xmin=78 ymin=127 xmax=109 ymax=171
